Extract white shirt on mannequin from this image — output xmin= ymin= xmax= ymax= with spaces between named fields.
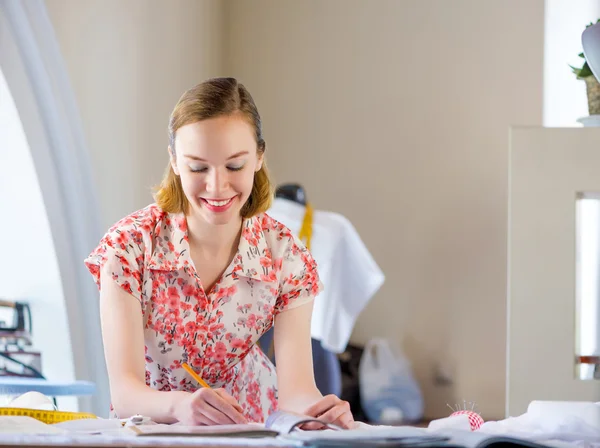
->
xmin=267 ymin=198 xmax=385 ymax=353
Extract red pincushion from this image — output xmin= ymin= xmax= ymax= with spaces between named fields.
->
xmin=450 ymin=410 xmax=484 ymax=431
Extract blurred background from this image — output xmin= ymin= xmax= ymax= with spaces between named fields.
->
xmin=1 ymin=0 xmax=599 ymax=422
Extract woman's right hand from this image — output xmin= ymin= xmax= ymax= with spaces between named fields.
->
xmin=172 ymin=388 xmax=248 ymax=426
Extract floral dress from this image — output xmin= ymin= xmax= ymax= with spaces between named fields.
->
xmin=84 ymin=204 xmax=323 ymax=423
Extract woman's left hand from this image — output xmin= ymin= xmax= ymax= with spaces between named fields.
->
xmin=303 ymin=394 xmax=356 ymax=429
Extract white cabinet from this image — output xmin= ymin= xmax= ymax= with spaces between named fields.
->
xmin=507 ymin=127 xmax=600 ymax=416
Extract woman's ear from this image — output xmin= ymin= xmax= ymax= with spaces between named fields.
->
xmin=256 ymin=152 xmax=264 ymax=172
xmin=169 ymin=146 xmax=180 ymax=175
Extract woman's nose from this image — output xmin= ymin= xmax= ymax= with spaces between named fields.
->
xmin=205 ymin=168 xmax=229 ymax=194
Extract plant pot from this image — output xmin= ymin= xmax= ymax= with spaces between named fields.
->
xmin=577 ymin=115 xmax=600 ymax=127
xmin=584 ymin=75 xmax=600 ymax=115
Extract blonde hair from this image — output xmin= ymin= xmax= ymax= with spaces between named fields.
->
xmin=154 ymin=78 xmax=273 ymax=218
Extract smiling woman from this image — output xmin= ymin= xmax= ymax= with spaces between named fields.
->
xmin=84 ymin=78 xmax=355 ymax=428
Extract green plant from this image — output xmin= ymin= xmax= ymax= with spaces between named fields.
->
xmin=571 ymin=20 xmax=600 ymax=79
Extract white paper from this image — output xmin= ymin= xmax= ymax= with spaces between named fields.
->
xmin=53 ymin=418 xmax=124 ymax=434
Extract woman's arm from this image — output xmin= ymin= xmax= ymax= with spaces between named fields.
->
xmin=273 ymin=300 xmax=321 ymax=411
xmin=99 ymin=266 xmax=185 ymax=421
xmin=273 ymin=301 xmax=354 ymax=428
xmin=99 ymin=266 xmax=246 ymax=424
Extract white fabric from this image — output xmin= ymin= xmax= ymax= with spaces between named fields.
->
xmin=473 ymin=401 xmax=600 ymax=446
xmin=267 ymin=198 xmax=385 ymax=353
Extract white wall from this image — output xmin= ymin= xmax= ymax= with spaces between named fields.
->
xmin=0 ymin=67 xmax=76 ymax=410
xmin=224 ymin=0 xmax=544 ymax=419
xmin=45 ymin=0 xmax=225 ymax=229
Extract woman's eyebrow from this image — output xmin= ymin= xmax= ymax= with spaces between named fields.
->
xmin=183 ymin=151 xmax=249 ymax=162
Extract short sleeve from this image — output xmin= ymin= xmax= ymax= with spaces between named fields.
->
xmin=84 ymin=223 xmax=145 ymax=305
xmin=274 ymin=239 xmax=324 ymax=314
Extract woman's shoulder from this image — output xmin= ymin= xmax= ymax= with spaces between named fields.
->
xmin=97 ymin=203 xmax=169 ymax=257
xmin=258 ymin=212 xmax=308 ymax=257
xmin=105 ymin=203 xmax=166 ymax=238
xmin=258 ymin=213 xmax=322 ymax=307
xmin=85 ymin=204 xmax=166 ymax=298
xmin=260 ymin=212 xmax=293 ymax=236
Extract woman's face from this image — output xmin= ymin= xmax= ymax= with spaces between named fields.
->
xmin=170 ymin=115 xmax=263 ymax=226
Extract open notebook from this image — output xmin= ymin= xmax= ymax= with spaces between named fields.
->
xmin=129 ymin=410 xmax=343 ymax=438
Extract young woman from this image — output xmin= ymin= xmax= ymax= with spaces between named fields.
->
xmin=85 ymin=77 xmax=354 ymax=428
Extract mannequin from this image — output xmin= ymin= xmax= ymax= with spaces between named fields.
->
xmin=275 ymin=183 xmax=307 ymax=206
xmin=267 ymin=184 xmax=384 ymax=351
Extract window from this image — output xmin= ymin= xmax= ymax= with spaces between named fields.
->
xmin=575 ymin=192 xmax=600 ymax=380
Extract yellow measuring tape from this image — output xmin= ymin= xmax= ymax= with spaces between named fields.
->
xmin=297 ymin=202 xmax=313 ymax=250
xmin=0 ymin=407 xmax=97 ymax=424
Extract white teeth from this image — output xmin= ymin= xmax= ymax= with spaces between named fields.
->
xmin=206 ymin=198 xmax=231 ymax=207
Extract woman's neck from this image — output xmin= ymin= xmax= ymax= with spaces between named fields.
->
xmin=185 ymin=213 xmax=243 ymax=260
